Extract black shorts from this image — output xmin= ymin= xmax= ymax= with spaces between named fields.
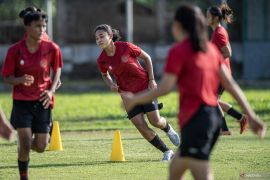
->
xmin=218 ymin=85 xmax=225 ymax=96
xmin=11 ymin=100 xmax=52 ymax=133
xmin=127 ymin=100 xmax=160 ymax=119
xmin=179 ymin=105 xmax=222 ymax=160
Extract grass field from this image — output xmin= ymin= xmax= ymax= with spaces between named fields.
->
xmin=0 ymin=89 xmax=269 ymax=179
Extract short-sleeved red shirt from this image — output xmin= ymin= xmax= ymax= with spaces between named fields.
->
xmin=1 ymin=39 xmax=63 ymax=101
xmin=164 ymin=39 xmax=223 ymax=128
xmin=97 ymin=42 xmax=149 ymax=93
xmin=211 ymin=26 xmax=231 ymax=73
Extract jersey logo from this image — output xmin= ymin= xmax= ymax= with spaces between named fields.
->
xmin=40 ymin=59 xmax=48 ymax=68
xmin=20 ymin=59 xmax=25 ymax=66
xmin=121 ymin=55 xmax=129 ymax=63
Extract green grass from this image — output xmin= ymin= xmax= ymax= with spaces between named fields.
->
xmin=0 ymin=89 xmax=270 ymax=179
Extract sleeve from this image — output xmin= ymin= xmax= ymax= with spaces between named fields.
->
xmin=1 ymin=48 xmax=15 ymax=77
xmin=127 ymin=42 xmax=142 ymax=57
xmin=52 ymin=46 xmax=63 ymax=72
xmin=164 ymin=47 xmax=184 ymax=76
xmin=214 ymin=31 xmax=228 ymax=49
xmin=97 ymin=58 xmax=108 ymax=74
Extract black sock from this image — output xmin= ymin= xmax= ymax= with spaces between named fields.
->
xmin=149 ymin=135 xmax=169 ymax=153
xmin=221 ymin=117 xmax=229 ymax=131
xmin=227 ymin=107 xmax=243 ymax=120
xmin=162 ymin=122 xmax=170 ymax=133
xmin=18 ymin=159 xmax=29 ymax=180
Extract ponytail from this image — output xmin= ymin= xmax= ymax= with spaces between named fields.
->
xmin=208 ymin=1 xmax=233 ymax=24
xmin=220 ymin=2 xmax=233 ymax=24
xmin=174 ymin=4 xmax=208 ymax=52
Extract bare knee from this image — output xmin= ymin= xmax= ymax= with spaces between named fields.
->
xmin=34 ymin=142 xmax=47 ymax=153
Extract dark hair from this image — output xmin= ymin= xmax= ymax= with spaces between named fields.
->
xmin=208 ymin=1 xmax=233 ymax=24
xmin=19 ymin=7 xmax=47 ymax=26
xmin=174 ymin=4 xmax=208 ymax=52
xmin=94 ymin=24 xmax=121 ymax=42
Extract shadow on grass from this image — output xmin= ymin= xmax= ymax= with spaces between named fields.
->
xmin=64 ymin=137 xmax=143 ymax=142
xmin=0 ymin=159 xmax=161 ymax=169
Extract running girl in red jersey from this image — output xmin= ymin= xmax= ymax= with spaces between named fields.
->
xmin=2 ymin=8 xmax=63 ymax=180
xmin=95 ymin=24 xmax=180 ymax=161
xmin=207 ymin=2 xmax=248 ymax=135
xmin=122 ymin=4 xmax=266 ymax=180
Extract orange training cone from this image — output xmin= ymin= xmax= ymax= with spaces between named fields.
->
xmin=48 ymin=121 xmax=63 ymax=151
xmin=110 ymin=130 xmax=125 ymax=161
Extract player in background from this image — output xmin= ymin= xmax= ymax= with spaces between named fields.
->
xmin=95 ymin=24 xmax=180 ymax=161
xmin=2 ymin=8 xmax=63 ymax=180
xmin=207 ymin=2 xmax=248 ymax=135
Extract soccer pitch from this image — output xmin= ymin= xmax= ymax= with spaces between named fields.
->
xmin=0 ymin=90 xmax=269 ymax=179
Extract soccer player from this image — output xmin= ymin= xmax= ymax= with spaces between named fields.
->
xmin=95 ymin=24 xmax=180 ymax=161
xmin=207 ymin=2 xmax=248 ymax=135
xmin=1 ymin=8 xmax=63 ymax=180
xmin=121 ymin=4 xmax=266 ymax=180
xmin=0 ymin=105 xmax=14 ymax=141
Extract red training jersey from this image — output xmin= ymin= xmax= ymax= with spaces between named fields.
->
xmin=97 ymin=42 xmax=149 ymax=93
xmin=164 ymin=39 xmax=223 ymax=128
xmin=1 ymin=39 xmax=63 ymax=101
xmin=211 ymin=26 xmax=231 ymax=73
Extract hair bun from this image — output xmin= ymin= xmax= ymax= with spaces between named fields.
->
xmin=19 ymin=10 xmax=27 ymax=18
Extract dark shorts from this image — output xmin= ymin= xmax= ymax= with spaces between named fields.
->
xmin=127 ymin=100 xmax=160 ymax=119
xmin=218 ymin=85 xmax=225 ymax=96
xmin=179 ymin=105 xmax=222 ymax=160
xmin=11 ymin=100 xmax=52 ymax=133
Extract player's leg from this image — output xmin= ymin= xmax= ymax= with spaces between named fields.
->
xmin=17 ymin=128 xmax=32 ymax=180
xmin=31 ymin=101 xmax=52 ymax=152
xmin=189 ymin=158 xmax=213 ymax=180
xmin=217 ymin=86 xmax=231 ymax=135
xmin=169 ymin=151 xmax=188 ymax=180
xmin=219 ymin=100 xmax=248 ymax=134
xmin=10 ymin=100 xmax=33 ymax=180
xmin=130 ymin=112 xmax=173 ymax=161
xmin=145 ymin=107 xmax=180 ymax=146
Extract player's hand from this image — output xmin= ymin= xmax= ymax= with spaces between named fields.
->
xmin=20 ymin=74 xmax=34 ymax=86
xmin=249 ymin=115 xmax=267 ymax=138
xmin=120 ymin=92 xmax=135 ymax=112
xmin=40 ymin=90 xmax=54 ymax=109
xmin=148 ymin=80 xmax=157 ymax=90
xmin=56 ymin=80 xmax=62 ymax=90
xmin=110 ymin=83 xmax=119 ymax=93
xmin=0 ymin=119 xmax=14 ymax=141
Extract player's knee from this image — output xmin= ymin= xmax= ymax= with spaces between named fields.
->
xmin=35 ymin=142 xmax=47 ymax=153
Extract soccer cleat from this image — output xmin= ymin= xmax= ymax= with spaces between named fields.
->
xmin=166 ymin=124 xmax=181 ymax=146
xmin=220 ymin=130 xmax=232 ymax=136
xmin=162 ymin=150 xmax=174 ymax=161
xmin=240 ymin=115 xmax=249 ymax=134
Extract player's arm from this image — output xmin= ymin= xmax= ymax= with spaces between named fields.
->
xmin=121 ymin=73 xmax=177 ymax=111
xmin=0 ymin=104 xmax=14 ymax=141
xmin=40 ymin=68 xmax=61 ymax=108
xmin=138 ymin=50 xmax=157 ymax=89
xmin=220 ymin=43 xmax=232 ymax=59
xmin=101 ymin=72 xmax=119 ymax=93
xmin=219 ymin=64 xmax=266 ymax=138
xmin=3 ymin=75 xmax=34 ymax=86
